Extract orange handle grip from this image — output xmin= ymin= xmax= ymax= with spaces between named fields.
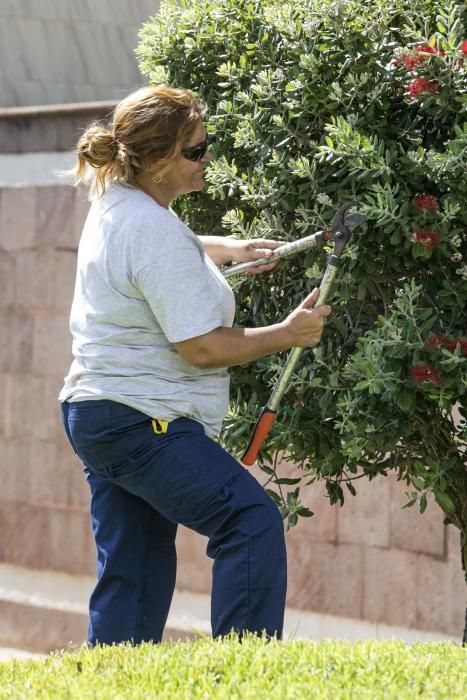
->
xmin=241 ymin=408 xmax=277 ymax=466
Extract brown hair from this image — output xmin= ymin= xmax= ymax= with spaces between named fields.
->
xmin=73 ymin=86 xmax=208 ymax=196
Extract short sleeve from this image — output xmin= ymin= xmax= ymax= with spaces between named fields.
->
xmin=135 ymin=245 xmax=224 ymax=343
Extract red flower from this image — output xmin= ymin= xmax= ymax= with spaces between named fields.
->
xmin=400 ymin=53 xmax=418 ymax=70
xmin=426 ymin=334 xmax=467 ymax=355
xmin=461 ymin=40 xmax=467 ymax=55
xmin=413 ymin=193 xmax=439 ymax=213
xmin=407 ymin=78 xmax=439 ymax=98
xmin=445 ymin=339 xmax=467 ymax=355
xmin=411 ymin=228 xmax=439 ymax=249
xmin=399 ymin=44 xmax=445 ymax=70
xmin=425 ymin=333 xmax=447 ymax=349
xmin=415 ymin=45 xmax=445 ymax=59
xmin=409 ymin=364 xmax=443 ymax=385
xmin=416 ymin=45 xmax=437 ymax=55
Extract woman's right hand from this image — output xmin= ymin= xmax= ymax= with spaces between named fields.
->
xmin=282 ymin=288 xmax=332 ymax=348
xmin=176 ymin=287 xmax=332 ymax=369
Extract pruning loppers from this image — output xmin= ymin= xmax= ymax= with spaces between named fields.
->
xmin=225 ymin=201 xmax=367 ymax=466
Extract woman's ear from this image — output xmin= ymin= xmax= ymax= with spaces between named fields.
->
xmin=146 ymin=159 xmax=164 ymax=184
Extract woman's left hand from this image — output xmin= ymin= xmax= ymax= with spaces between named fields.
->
xmin=230 ymin=239 xmax=283 ymax=274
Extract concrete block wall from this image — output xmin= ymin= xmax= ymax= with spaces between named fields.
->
xmin=176 ymin=463 xmax=465 ymax=637
xmin=0 ymin=184 xmax=95 ymax=578
xmin=0 ymin=0 xmax=160 ymax=107
xmin=0 ymin=183 xmax=465 ymax=644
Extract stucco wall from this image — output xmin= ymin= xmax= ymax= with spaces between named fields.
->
xmin=0 ymin=182 xmax=465 ymax=650
xmin=0 ymin=0 xmax=159 ymax=107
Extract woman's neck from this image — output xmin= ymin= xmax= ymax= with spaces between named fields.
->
xmin=131 ymin=173 xmax=172 ymax=209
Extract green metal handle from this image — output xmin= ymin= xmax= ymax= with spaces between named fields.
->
xmin=266 ymin=256 xmax=339 ymax=411
xmin=240 ymin=257 xmax=339 ymax=465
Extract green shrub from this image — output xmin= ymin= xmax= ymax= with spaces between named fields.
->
xmin=137 ymin=0 xmax=466 ymax=592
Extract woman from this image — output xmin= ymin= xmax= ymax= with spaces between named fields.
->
xmin=60 ymin=85 xmax=331 ymax=646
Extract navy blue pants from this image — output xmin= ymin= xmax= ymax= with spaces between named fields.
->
xmin=61 ymin=400 xmax=287 ymax=645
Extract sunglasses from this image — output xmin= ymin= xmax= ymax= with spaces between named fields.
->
xmin=181 ymin=136 xmax=210 ymax=162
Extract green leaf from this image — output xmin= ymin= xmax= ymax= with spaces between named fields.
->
xmin=288 ymin=512 xmax=299 ymax=528
xmin=259 ymin=465 xmax=275 ymax=475
xmin=436 ymin=19 xmax=447 ymax=34
xmin=396 ymin=389 xmax=416 ymax=412
xmin=411 ymin=475 xmax=424 ymax=490
xmin=266 ymin=489 xmax=282 ymax=505
xmin=357 ymin=284 xmax=367 ymax=301
xmin=297 ymin=507 xmax=314 ymax=517
xmin=355 ymin=380 xmax=371 ymax=391
xmin=419 ymin=493 xmax=427 ymax=513
xmin=434 ymin=489 xmax=455 ymax=513
xmin=274 ymin=477 xmax=302 ymax=485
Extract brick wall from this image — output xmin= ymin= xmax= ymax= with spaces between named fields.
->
xmin=0 ymin=183 xmax=464 ymax=638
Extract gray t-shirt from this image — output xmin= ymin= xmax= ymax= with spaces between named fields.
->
xmin=59 ymin=183 xmax=236 ymax=438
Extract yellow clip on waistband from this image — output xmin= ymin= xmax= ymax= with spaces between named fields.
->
xmin=152 ymin=419 xmax=168 ymax=435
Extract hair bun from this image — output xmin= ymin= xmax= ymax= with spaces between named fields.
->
xmin=77 ymin=124 xmax=118 ymax=168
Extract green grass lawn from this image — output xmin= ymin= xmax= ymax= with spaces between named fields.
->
xmin=0 ymin=637 xmax=465 ymax=699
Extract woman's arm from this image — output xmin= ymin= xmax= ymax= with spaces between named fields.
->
xmin=199 ymin=236 xmax=281 ymax=269
xmin=175 ymin=288 xmax=331 ymax=369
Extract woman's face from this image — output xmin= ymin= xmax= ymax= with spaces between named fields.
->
xmin=156 ymin=120 xmax=212 ymax=198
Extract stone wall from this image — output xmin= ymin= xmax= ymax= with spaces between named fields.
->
xmin=0 ymin=183 xmax=464 ymax=648
xmin=0 ymin=0 xmax=159 ymax=108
